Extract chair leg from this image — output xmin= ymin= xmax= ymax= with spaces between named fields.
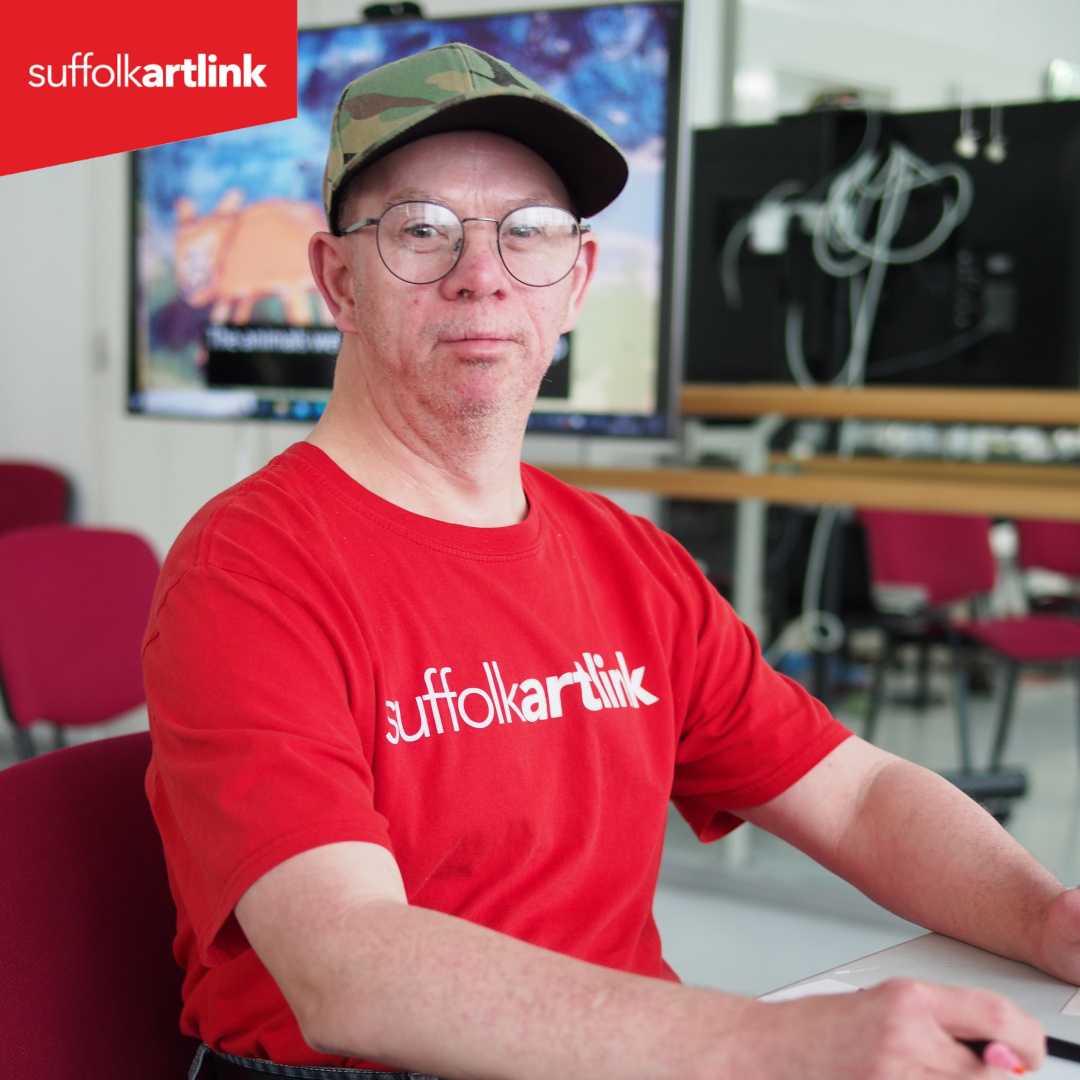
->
xmin=914 ymin=643 xmax=932 ymax=710
xmin=988 ymin=660 xmax=1020 ymax=773
xmin=865 ymin=640 xmax=892 ymax=744
xmin=14 ymin=727 xmax=35 ymax=760
xmin=811 ymin=649 xmax=833 ymax=712
xmin=1075 ymin=660 xmax=1080 ymax=771
xmin=952 ymin=641 xmax=974 ymax=773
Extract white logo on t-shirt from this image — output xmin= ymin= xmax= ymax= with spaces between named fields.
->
xmin=384 ymin=651 xmax=659 ymax=744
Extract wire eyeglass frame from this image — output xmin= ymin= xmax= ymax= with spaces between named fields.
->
xmin=339 ymin=201 xmax=590 ymax=287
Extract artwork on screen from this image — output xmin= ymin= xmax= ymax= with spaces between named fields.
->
xmin=129 ymin=2 xmax=684 ymax=436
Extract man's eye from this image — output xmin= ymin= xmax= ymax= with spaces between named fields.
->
xmin=405 ymin=224 xmax=439 ymax=240
xmin=507 ymin=225 xmax=541 ymax=239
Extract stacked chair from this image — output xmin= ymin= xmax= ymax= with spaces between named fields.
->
xmin=0 ymin=465 xmax=187 ymax=1075
xmin=0 ymin=461 xmax=69 ymax=535
xmin=858 ymin=511 xmax=1080 ymax=815
xmin=1016 ymin=519 xmax=1080 ymax=615
xmin=0 ymin=524 xmax=160 ymax=759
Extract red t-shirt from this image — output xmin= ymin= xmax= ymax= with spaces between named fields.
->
xmin=144 ymin=442 xmax=849 ymax=1067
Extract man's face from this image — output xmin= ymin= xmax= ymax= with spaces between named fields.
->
xmin=321 ymin=130 xmax=596 ymax=441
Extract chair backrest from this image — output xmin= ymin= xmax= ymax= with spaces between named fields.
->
xmin=0 ymin=462 xmax=69 ymax=535
xmin=0 ymin=732 xmax=198 ymax=1079
xmin=1016 ymin=518 xmax=1080 ymax=578
xmin=0 ymin=525 xmax=160 ymax=730
xmin=858 ymin=510 xmax=997 ymax=608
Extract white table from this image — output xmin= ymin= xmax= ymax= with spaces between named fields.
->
xmin=764 ymin=932 xmax=1080 ymax=1073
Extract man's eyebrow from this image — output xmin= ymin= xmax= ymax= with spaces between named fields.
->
xmin=381 ymin=191 xmax=441 ymax=210
xmin=379 ymin=191 xmax=572 ymax=214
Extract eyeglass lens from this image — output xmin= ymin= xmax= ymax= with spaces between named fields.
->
xmin=374 ymin=202 xmax=583 ymax=287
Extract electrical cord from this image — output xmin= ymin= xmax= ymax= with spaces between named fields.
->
xmin=724 ymin=113 xmax=973 ymax=663
xmin=863 ymin=319 xmax=994 ymax=379
xmin=796 ymin=143 xmax=973 ymax=387
xmin=720 ymin=179 xmax=804 ymax=309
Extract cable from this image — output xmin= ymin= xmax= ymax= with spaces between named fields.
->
xmin=801 ymin=516 xmax=846 ymax=653
xmin=798 ymin=422 xmax=859 ymax=654
xmin=864 ymin=319 xmax=994 ymax=379
xmin=722 ymin=113 xmax=974 ymax=662
xmin=765 ymin=508 xmax=806 ymax=577
xmin=801 ymin=143 xmax=973 ymax=387
xmin=719 ymin=179 xmax=804 ymax=310
xmin=719 ymin=133 xmax=973 ymax=389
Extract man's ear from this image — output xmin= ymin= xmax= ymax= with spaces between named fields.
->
xmin=560 ymin=231 xmax=599 ymax=334
xmin=309 ymin=232 xmax=360 ymax=335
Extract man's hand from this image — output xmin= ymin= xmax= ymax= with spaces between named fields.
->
xmin=732 ymin=980 xmax=1045 ymax=1080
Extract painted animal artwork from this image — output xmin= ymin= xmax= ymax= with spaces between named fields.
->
xmin=173 ymin=191 xmax=331 ymax=325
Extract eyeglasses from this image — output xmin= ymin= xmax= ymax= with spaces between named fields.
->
xmin=340 ymin=201 xmax=589 ymax=288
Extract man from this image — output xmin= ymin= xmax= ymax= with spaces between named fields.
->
xmin=145 ymin=44 xmax=1079 ymax=1080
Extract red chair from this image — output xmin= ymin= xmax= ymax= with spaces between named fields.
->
xmin=859 ymin=510 xmax=1080 ymax=787
xmin=980 ymin=518 xmax=1080 ymax=769
xmin=0 ymin=732 xmax=198 ymax=1079
xmin=1016 ymin=519 xmax=1080 ymax=617
xmin=1016 ymin=519 xmax=1080 ymax=579
xmin=859 ymin=511 xmax=996 ymax=749
xmin=0 ymin=461 xmax=69 ymax=534
xmin=0 ymin=525 xmax=160 ymax=759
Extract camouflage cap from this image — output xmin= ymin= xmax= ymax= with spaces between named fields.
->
xmin=322 ymin=43 xmax=629 ymax=233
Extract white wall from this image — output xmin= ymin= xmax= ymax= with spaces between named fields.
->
xmin=0 ymin=0 xmax=1077 ymax=555
xmin=734 ymin=0 xmax=1080 ymax=121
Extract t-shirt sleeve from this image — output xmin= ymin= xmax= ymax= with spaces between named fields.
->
xmin=665 ymin=538 xmax=852 ymax=842
xmin=144 ymin=562 xmax=392 ymax=967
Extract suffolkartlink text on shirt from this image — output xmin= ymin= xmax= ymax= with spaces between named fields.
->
xmin=384 ymin=651 xmax=659 ymax=745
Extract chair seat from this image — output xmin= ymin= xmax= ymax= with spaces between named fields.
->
xmin=959 ymin=615 xmax=1080 ymax=661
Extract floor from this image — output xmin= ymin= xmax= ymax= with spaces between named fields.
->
xmin=2 ymin=654 xmax=1076 ymax=999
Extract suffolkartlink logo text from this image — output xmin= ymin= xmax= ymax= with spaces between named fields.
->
xmin=385 ymin=651 xmax=660 ymax=745
xmin=27 ymin=53 xmax=267 ymax=89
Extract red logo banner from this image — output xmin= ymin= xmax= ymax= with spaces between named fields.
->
xmin=1 ymin=0 xmax=297 ymax=176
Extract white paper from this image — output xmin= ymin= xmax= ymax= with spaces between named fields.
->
xmin=758 ymin=977 xmax=861 ymax=1002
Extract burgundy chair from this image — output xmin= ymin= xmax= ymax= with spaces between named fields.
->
xmin=979 ymin=518 xmax=1080 ymax=770
xmin=1016 ymin=519 xmax=1080 ymax=579
xmin=1016 ymin=519 xmax=1080 ymax=616
xmin=858 ymin=511 xmax=996 ymax=749
xmin=0 ymin=732 xmax=198 ymax=1079
xmin=0 ymin=461 xmax=69 ymax=535
xmin=859 ymin=510 xmax=1080 ymax=785
xmin=0 ymin=525 xmax=160 ymax=759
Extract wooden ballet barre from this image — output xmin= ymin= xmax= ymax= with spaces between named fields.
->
xmin=681 ymin=384 xmax=1080 ymax=426
xmin=768 ymin=454 xmax=1080 ymax=487
xmin=540 ymin=464 xmax=1080 ymax=521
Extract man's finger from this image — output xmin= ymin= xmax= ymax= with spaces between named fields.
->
xmin=878 ymin=980 xmax=1045 ymax=1072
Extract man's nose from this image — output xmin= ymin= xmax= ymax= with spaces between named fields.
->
xmin=440 ymin=218 xmax=508 ymax=298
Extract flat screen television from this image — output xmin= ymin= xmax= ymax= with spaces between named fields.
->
xmin=129 ymin=1 xmax=685 ymax=436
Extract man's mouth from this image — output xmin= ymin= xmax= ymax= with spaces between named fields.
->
xmin=441 ymin=331 xmax=509 ymax=343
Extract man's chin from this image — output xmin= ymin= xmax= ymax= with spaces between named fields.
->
xmin=422 ymin=385 xmax=537 ymax=431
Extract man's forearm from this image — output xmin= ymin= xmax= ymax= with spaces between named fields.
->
xmin=237 ymin=844 xmax=746 ymax=1080
xmin=814 ymin=755 xmax=1062 ymax=971
xmin=292 ymin=898 xmax=742 ymax=1079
